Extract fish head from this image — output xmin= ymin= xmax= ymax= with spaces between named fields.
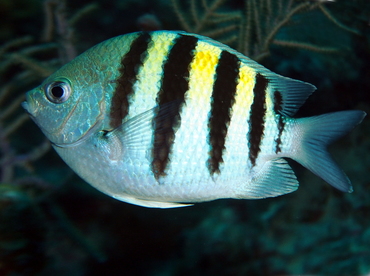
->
xmin=22 ymin=56 xmax=105 ymax=146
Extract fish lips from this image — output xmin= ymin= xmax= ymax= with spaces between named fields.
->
xmin=21 ymin=92 xmax=45 ymax=134
xmin=21 ymin=92 xmax=37 ymax=117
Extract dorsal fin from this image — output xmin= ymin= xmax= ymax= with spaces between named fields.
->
xmin=268 ymin=74 xmax=316 ymax=117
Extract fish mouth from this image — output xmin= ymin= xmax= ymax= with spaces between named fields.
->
xmin=21 ymin=101 xmax=29 ymax=112
xmin=21 ymin=101 xmax=35 ymax=120
xmin=22 ymin=92 xmax=37 ymax=118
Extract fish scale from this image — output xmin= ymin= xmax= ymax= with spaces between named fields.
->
xmin=22 ymin=30 xmax=366 ymax=208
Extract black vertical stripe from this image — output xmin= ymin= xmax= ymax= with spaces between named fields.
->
xmin=273 ymin=90 xmax=285 ymax=153
xmin=273 ymin=90 xmax=283 ymax=114
xmin=248 ymin=73 xmax=268 ymax=166
xmin=207 ymin=50 xmax=239 ymax=174
xmin=109 ymin=32 xmax=151 ymax=128
xmin=151 ymin=34 xmax=198 ymax=179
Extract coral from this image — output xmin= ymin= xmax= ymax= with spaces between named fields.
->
xmin=0 ymin=0 xmax=97 ymax=186
xmin=171 ymin=0 xmax=361 ymax=61
xmin=0 ymin=38 xmax=53 ymax=185
xmin=0 ymin=1 xmax=103 ymax=274
xmin=171 ymin=0 xmax=241 ymax=45
xmin=0 ymin=0 xmax=100 ymax=185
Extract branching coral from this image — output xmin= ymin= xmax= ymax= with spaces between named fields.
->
xmin=0 ymin=0 xmax=98 ymax=186
xmin=0 ymin=1 xmax=103 ymax=274
xmin=171 ymin=0 xmax=360 ymax=62
xmin=0 ymin=38 xmax=53 ymax=185
xmin=172 ymin=0 xmax=241 ymax=45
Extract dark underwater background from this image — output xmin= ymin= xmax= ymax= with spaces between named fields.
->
xmin=1 ymin=0 xmax=370 ymax=275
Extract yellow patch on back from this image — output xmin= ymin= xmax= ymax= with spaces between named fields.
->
xmin=187 ymin=43 xmax=221 ymax=103
xmin=192 ymin=49 xmax=219 ymax=73
xmin=233 ymin=64 xmax=256 ymax=117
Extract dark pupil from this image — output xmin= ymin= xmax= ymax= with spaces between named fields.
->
xmin=51 ymin=85 xmax=64 ymax=98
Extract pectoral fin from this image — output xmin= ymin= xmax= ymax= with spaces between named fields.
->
xmin=101 ymin=100 xmax=183 ymax=161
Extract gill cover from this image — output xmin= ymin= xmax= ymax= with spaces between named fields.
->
xmin=24 ymin=57 xmax=105 ymax=145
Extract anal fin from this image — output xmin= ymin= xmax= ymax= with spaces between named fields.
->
xmin=241 ymin=158 xmax=299 ymax=199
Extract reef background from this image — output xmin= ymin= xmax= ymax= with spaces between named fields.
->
xmin=1 ymin=0 xmax=370 ymax=275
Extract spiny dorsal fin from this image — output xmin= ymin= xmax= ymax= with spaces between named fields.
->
xmin=268 ymin=74 xmax=316 ymax=117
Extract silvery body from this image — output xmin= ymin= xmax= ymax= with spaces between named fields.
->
xmin=22 ymin=31 xmax=365 ymax=208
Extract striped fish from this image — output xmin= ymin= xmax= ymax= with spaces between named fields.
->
xmin=22 ymin=31 xmax=366 ymax=208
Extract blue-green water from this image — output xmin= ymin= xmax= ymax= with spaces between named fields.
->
xmin=1 ymin=0 xmax=369 ymax=275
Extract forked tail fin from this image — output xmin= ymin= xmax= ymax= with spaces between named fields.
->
xmin=292 ymin=110 xmax=366 ymax=192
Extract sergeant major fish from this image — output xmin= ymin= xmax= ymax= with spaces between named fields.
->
xmin=22 ymin=31 xmax=366 ymax=208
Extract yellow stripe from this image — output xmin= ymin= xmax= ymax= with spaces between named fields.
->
xmin=220 ymin=63 xmax=256 ymax=173
xmin=127 ymin=32 xmax=177 ymax=119
xmin=187 ymin=41 xmax=221 ymax=103
xmin=233 ymin=64 xmax=256 ymax=119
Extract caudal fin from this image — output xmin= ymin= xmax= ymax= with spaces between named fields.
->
xmin=292 ymin=110 xmax=366 ymax=192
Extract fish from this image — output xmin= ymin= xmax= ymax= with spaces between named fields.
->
xmin=22 ymin=30 xmax=366 ymax=208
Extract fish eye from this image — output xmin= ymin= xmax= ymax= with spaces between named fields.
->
xmin=45 ymin=80 xmax=71 ymax=104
